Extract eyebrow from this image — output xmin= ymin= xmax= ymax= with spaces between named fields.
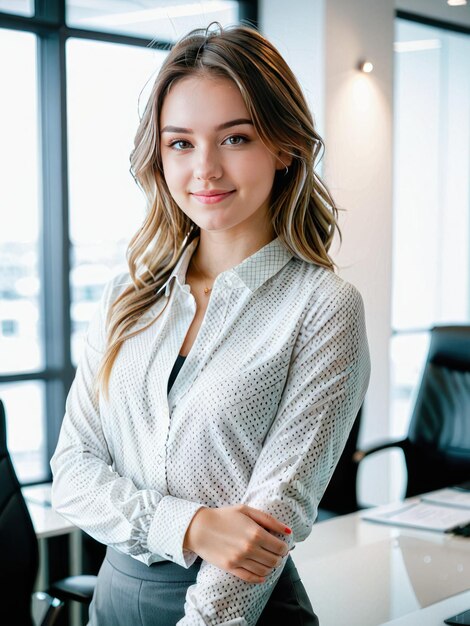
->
xmin=160 ymin=118 xmax=253 ymax=134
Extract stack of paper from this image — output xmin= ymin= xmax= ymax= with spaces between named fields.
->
xmin=361 ymin=486 xmax=470 ymax=532
xmin=421 ymin=487 xmax=470 ymax=510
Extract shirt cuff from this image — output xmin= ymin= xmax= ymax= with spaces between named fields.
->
xmin=147 ymin=495 xmax=206 ymax=568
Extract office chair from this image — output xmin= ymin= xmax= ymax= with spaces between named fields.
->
xmin=0 ymin=398 xmax=96 ymax=626
xmin=354 ymin=325 xmax=470 ymax=498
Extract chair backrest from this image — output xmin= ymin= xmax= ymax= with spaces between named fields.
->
xmin=404 ymin=326 xmax=470 ymax=496
xmin=0 ymin=398 xmax=39 ymax=626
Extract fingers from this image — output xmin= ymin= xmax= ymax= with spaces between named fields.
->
xmin=242 ymin=506 xmax=292 ymax=536
xmin=230 ymin=557 xmax=283 ymax=583
xmin=239 ymin=505 xmax=291 ymax=557
xmin=243 ymin=558 xmax=280 ymax=577
xmin=250 ymin=546 xmax=284 ymax=569
xmin=258 ymin=532 xmax=290 ymax=557
xmin=230 ymin=566 xmax=266 ymax=584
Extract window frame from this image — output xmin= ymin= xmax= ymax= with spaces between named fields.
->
xmin=0 ymin=0 xmax=257 ymax=486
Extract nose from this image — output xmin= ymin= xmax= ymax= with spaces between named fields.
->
xmin=193 ymin=145 xmax=223 ymax=181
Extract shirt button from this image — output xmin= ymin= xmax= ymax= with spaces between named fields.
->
xmin=224 ymin=276 xmax=232 ymax=287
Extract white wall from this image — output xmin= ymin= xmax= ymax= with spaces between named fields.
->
xmin=261 ymin=0 xmax=396 ymax=504
xmin=325 ymin=0 xmax=396 ymax=504
xmin=323 ymin=0 xmax=395 ymax=449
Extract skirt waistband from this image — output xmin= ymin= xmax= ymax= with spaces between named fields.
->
xmin=105 ymin=546 xmax=203 ymax=583
xmin=105 ymin=546 xmax=296 ymax=584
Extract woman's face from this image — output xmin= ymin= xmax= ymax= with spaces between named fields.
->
xmin=160 ymin=75 xmax=288 ymax=236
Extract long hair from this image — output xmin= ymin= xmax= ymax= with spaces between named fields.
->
xmin=97 ymin=23 xmax=340 ymax=396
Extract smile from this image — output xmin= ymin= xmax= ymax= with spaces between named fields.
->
xmin=191 ymin=191 xmax=235 ymax=204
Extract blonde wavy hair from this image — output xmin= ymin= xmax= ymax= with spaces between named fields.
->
xmin=97 ymin=23 xmax=341 ymax=396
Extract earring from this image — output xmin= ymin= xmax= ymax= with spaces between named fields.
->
xmin=284 ymin=166 xmax=289 ymax=176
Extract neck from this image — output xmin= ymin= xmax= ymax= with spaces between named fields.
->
xmin=191 ymin=227 xmax=276 ymax=280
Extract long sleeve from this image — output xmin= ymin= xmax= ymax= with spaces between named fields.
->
xmin=50 ymin=276 xmax=204 ymax=567
xmin=178 ymin=283 xmax=370 ymax=625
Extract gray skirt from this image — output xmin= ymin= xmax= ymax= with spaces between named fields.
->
xmin=87 ymin=546 xmax=319 ymax=625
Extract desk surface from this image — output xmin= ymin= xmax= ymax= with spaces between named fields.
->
xmin=22 ymin=483 xmax=76 ymax=539
xmin=295 ymin=506 xmax=470 ymax=626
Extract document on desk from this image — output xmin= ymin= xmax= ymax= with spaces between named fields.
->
xmin=361 ymin=501 xmax=470 ymax=532
xmin=421 ymin=488 xmax=470 ymax=510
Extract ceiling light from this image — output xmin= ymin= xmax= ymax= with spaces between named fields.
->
xmin=447 ymin=0 xmax=467 ymax=6
xmin=358 ymin=61 xmax=374 ymax=73
xmin=394 ymin=39 xmax=441 ymax=52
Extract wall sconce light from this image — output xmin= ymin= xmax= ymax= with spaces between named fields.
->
xmin=358 ymin=60 xmax=374 ymax=73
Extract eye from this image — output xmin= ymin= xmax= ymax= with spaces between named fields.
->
xmin=223 ymin=135 xmax=248 ymax=146
xmin=168 ymin=139 xmax=193 ymax=151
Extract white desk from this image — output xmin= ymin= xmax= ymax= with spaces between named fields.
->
xmin=294 ymin=508 xmax=470 ymax=626
xmin=23 ymin=483 xmax=83 ymax=626
xmin=22 ymin=483 xmax=76 ymax=539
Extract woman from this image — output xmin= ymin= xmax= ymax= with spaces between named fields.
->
xmin=51 ymin=23 xmax=370 ymax=625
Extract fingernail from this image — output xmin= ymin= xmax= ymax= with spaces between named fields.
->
xmin=284 ymin=527 xmax=292 ymax=534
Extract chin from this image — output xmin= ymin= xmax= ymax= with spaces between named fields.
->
xmin=192 ymin=214 xmax=240 ymax=232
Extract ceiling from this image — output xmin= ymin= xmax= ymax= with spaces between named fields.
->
xmin=396 ymin=0 xmax=470 ymax=29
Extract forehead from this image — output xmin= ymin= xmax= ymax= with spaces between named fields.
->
xmin=160 ymin=75 xmax=250 ymax=129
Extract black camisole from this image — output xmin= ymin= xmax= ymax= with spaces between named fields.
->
xmin=167 ymin=354 xmax=187 ymax=394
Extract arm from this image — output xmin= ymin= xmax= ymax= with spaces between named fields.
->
xmin=178 ymin=283 xmax=371 ymax=625
xmin=50 ymin=276 xmax=205 ymax=567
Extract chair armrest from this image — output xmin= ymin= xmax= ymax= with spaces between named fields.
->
xmin=48 ymin=574 xmax=96 ymax=604
xmin=353 ymin=438 xmax=408 ymax=463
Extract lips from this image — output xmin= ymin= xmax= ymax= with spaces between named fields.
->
xmin=191 ymin=190 xmax=235 ymax=204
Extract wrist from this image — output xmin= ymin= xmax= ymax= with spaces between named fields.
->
xmin=183 ymin=506 xmax=209 ymax=553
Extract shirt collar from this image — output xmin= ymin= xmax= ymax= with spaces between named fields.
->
xmin=156 ymin=237 xmax=199 ymax=298
xmin=231 ymin=237 xmax=293 ymax=292
xmin=157 ymin=235 xmax=293 ymax=297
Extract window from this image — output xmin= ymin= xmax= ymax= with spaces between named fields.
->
xmin=0 ymin=29 xmax=41 ymax=377
xmin=0 ymin=0 xmax=251 ymax=485
xmin=391 ymin=19 xmax=470 ymax=441
xmin=0 ymin=0 xmax=33 ymax=17
xmin=66 ymin=0 xmax=240 ymax=41
xmin=66 ymin=38 xmax=162 ymax=362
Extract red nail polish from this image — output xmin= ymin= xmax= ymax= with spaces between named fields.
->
xmin=284 ymin=527 xmax=292 ymax=534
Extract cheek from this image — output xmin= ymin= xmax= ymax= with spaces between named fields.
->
xmin=239 ymin=155 xmax=277 ymax=196
xmin=161 ymin=157 xmax=188 ymax=191
xmin=235 ymin=152 xmax=275 ymax=180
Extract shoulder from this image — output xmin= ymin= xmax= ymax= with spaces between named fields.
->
xmin=282 ymin=259 xmax=367 ymax=353
xmin=99 ymin=271 xmax=133 ymax=313
xmin=287 ymin=257 xmax=364 ymax=317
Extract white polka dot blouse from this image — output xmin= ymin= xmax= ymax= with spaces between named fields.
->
xmin=50 ymin=235 xmax=370 ymax=625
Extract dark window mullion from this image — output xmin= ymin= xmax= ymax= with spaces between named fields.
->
xmin=239 ymin=0 xmax=258 ymax=28
xmin=35 ymin=0 xmax=64 ymax=24
xmin=0 ymin=369 xmax=71 ymax=384
xmin=37 ymin=22 xmax=73 ymax=476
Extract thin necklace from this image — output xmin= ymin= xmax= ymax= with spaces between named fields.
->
xmin=190 ymin=254 xmax=215 ymax=295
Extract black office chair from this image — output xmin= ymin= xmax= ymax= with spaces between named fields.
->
xmin=0 ymin=398 xmax=96 ymax=626
xmin=354 ymin=326 xmax=470 ymax=498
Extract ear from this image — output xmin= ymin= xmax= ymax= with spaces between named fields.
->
xmin=275 ymin=150 xmax=293 ymax=171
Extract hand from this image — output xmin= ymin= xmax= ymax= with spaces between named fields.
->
xmin=183 ymin=504 xmax=291 ymax=583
